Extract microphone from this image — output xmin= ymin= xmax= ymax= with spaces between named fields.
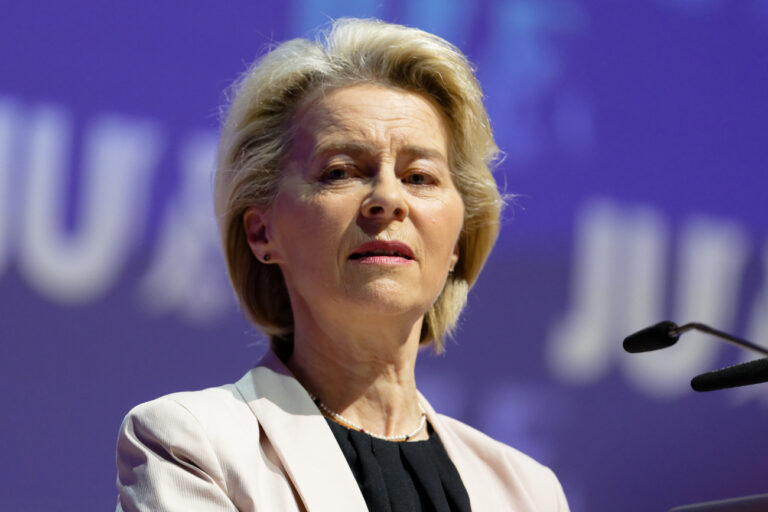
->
xmin=623 ymin=321 xmax=680 ymax=353
xmin=623 ymin=321 xmax=768 ymax=391
xmin=691 ymin=358 xmax=768 ymax=392
xmin=623 ymin=321 xmax=768 ymax=357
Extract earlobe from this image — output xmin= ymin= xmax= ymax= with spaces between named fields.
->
xmin=449 ymin=243 xmax=460 ymax=272
xmin=243 ymin=206 xmax=278 ymax=263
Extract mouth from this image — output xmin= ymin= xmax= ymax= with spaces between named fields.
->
xmin=349 ymin=241 xmax=415 ymax=263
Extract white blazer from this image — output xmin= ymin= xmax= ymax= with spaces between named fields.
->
xmin=116 ymin=352 xmax=569 ymax=511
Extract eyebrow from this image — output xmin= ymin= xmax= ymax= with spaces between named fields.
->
xmin=310 ymin=141 xmax=375 ymax=162
xmin=310 ymin=141 xmax=448 ymax=164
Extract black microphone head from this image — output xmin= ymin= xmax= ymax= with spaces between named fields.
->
xmin=691 ymin=358 xmax=768 ymax=392
xmin=623 ymin=321 xmax=680 ymax=353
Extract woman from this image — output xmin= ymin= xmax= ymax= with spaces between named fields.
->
xmin=116 ymin=18 xmax=569 ymax=511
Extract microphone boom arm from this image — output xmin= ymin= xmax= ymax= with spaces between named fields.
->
xmin=670 ymin=322 xmax=768 ymax=357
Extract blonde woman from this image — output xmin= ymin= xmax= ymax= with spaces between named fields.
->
xmin=116 ymin=18 xmax=569 ymax=512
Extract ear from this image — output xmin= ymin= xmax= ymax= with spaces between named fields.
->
xmin=449 ymin=242 xmax=460 ymax=272
xmin=243 ymin=206 xmax=280 ymax=263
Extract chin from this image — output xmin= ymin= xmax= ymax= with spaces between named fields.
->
xmin=347 ymin=283 xmax=432 ymax=318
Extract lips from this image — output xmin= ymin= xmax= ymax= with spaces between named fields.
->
xmin=349 ymin=240 xmax=415 ymax=262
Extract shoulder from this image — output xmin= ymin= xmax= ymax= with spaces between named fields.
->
xmin=125 ymin=384 xmax=249 ymax=428
xmin=119 ymin=381 xmax=264 ymax=468
xmin=118 ymin=383 xmax=255 ymax=455
xmin=116 ymin=383 xmax=265 ymax=510
xmin=435 ymin=413 xmax=569 ymax=511
xmin=437 ymin=413 xmax=548 ymax=472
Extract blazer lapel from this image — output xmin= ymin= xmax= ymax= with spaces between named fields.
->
xmin=235 ymin=352 xmax=368 ymax=511
xmin=418 ymin=392 xmax=493 ymax=511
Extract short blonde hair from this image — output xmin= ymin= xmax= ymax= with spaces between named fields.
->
xmin=215 ymin=18 xmax=502 ymax=356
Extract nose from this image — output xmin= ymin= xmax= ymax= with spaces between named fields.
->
xmin=360 ymin=170 xmax=408 ymax=222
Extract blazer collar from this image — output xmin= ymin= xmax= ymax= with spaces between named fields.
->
xmin=235 ymin=351 xmax=486 ymax=511
xmin=416 ymin=391 xmax=488 ymax=511
xmin=234 ymin=351 xmax=368 ymax=511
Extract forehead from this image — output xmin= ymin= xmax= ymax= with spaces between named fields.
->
xmin=290 ymin=84 xmax=450 ymax=157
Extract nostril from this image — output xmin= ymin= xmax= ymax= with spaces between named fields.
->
xmin=368 ymin=205 xmax=384 ymax=215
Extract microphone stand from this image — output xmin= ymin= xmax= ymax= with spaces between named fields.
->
xmin=623 ymin=321 xmax=768 ymax=391
xmin=668 ymin=322 xmax=768 ymax=357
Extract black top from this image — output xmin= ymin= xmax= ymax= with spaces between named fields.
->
xmin=325 ymin=418 xmax=472 ymax=512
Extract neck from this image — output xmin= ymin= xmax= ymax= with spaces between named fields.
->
xmin=286 ymin=308 xmax=426 ymax=440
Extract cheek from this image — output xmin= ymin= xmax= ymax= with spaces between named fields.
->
xmin=424 ymin=201 xmax=464 ymax=260
xmin=438 ymin=194 xmax=464 ymax=241
xmin=272 ymin=196 xmax=351 ymax=265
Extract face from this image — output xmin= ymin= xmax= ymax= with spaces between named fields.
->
xmin=245 ymin=84 xmax=464 ymax=326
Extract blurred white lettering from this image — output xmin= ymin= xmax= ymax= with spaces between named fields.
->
xmin=733 ymin=242 xmax=768 ymax=405
xmin=548 ymin=198 xmax=752 ymax=398
xmin=546 ymin=200 xmax=668 ymax=383
xmin=0 ymin=98 xmax=16 ymax=274
xmin=137 ymin=132 xmax=232 ymax=322
xmin=18 ymin=106 xmax=161 ymax=303
xmin=623 ymin=218 xmax=749 ymax=396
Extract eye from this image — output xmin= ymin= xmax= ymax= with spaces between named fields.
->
xmin=403 ymin=172 xmax=435 ymax=186
xmin=321 ymin=165 xmax=355 ymax=181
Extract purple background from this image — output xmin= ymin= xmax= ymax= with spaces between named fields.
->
xmin=1 ymin=1 xmax=767 ymax=510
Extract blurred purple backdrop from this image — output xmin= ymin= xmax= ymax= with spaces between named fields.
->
xmin=1 ymin=1 xmax=767 ymax=510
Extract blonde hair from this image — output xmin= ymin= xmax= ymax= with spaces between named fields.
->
xmin=214 ymin=18 xmax=503 ymax=356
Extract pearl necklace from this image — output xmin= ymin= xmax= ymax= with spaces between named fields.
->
xmin=310 ymin=395 xmax=427 ymax=442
